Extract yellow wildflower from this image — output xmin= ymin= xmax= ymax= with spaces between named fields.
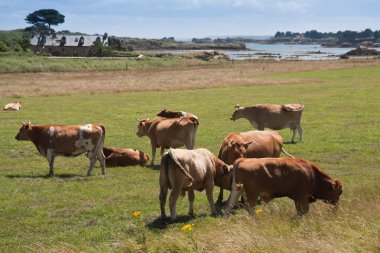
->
xmin=132 ymin=211 xmax=141 ymax=218
xmin=255 ymin=209 xmax=263 ymax=214
xmin=181 ymin=224 xmax=194 ymax=231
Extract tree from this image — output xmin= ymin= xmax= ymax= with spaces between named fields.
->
xmin=25 ymin=9 xmax=65 ymax=28
xmin=25 ymin=9 xmax=65 ymax=51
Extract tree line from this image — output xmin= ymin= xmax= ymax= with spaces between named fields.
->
xmin=274 ymin=29 xmax=380 ymax=44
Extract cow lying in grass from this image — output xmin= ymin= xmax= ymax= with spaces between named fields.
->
xmin=230 ymin=103 xmax=304 ymax=143
xmin=159 ymin=148 xmax=230 ymax=221
xmin=224 ymin=157 xmax=343 ymax=217
xmin=103 ymin=146 xmax=149 ymax=167
xmin=15 ymin=121 xmax=106 ymax=176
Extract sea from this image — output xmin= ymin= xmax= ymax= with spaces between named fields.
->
xmin=223 ymin=43 xmax=355 ymax=60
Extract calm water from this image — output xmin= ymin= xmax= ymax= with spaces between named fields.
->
xmin=223 ymin=43 xmax=356 ymax=60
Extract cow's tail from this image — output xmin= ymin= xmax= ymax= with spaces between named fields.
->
xmin=160 ymin=154 xmax=172 ymax=189
xmin=100 ymin=125 xmax=106 ymax=146
xmin=281 ymin=147 xmax=294 ymax=158
xmin=168 ymin=149 xmax=194 ymax=187
xmin=191 ymin=123 xmax=198 ymax=150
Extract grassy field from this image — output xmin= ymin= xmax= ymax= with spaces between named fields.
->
xmin=0 ymin=63 xmax=380 ymax=252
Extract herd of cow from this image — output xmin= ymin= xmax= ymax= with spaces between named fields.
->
xmin=14 ymin=103 xmax=343 ymax=221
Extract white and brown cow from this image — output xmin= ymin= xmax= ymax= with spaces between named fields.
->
xmin=230 ymin=103 xmax=304 ymax=142
xmin=216 ymin=130 xmax=293 ymax=203
xmin=103 ymin=146 xmax=149 ymax=167
xmin=136 ymin=117 xmax=198 ymax=166
xmin=4 ymin=101 xmax=21 ymax=111
xmin=159 ymin=148 xmax=230 ymax=221
xmin=15 ymin=121 xmax=106 ymax=176
xmin=224 ymin=158 xmax=343 ymax=217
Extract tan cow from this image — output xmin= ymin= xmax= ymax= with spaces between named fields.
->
xmin=157 ymin=109 xmax=200 ymax=125
xmin=159 ymin=148 xmax=230 ymax=221
xmin=230 ymin=103 xmax=304 ymax=143
xmin=136 ymin=117 xmax=198 ymax=166
xmin=103 ymin=146 xmax=149 ymax=167
xmin=15 ymin=121 xmax=106 ymax=176
xmin=224 ymin=158 xmax=343 ymax=217
xmin=216 ymin=130 xmax=293 ymax=203
xmin=4 ymin=101 xmax=21 ymax=111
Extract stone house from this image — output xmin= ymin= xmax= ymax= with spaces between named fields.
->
xmin=31 ymin=34 xmax=108 ymax=56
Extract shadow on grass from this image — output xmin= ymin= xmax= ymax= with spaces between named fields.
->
xmin=143 ymin=164 xmax=160 ymax=171
xmin=147 ymin=214 xmax=201 ymax=230
xmin=284 ymin=141 xmax=298 ymax=145
xmin=5 ymin=173 xmax=84 ymax=179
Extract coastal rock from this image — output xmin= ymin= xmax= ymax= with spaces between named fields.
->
xmin=340 ymin=46 xmax=379 ymax=59
xmin=185 ymin=51 xmax=230 ymax=61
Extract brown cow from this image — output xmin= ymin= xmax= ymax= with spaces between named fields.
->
xmin=230 ymin=103 xmax=304 ymax=143
xmin=216 ymin=130 xmax=293 ymax=203
xmin=15 ymin=122 xmax=106 ymax=176
xmin=157 ymin=109 xmax=200 ymax=125
xmin=159 ymin=148 xmax=230 ymax=221
xmin=4 ymin=101 xmax=21 ymax=111
xmin=103 ymin=146 xmax=149 ymax=167
xmin=136 ymin=117 xmax=198 ymax=166
xmin=224 ymin=158 xmax=343 ymax=217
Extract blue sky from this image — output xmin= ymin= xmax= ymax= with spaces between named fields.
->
xmin=0 ymin=0 xmax=379 ymax=39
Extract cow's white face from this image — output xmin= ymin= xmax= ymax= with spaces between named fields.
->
xmin=15 ymin=122 xmax=31 ymax=141
xmin=136 ymin=120 xmax=149 ymax=137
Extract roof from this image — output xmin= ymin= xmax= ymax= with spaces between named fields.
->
xmin=31 ymin=34 xmax=108 ymax=47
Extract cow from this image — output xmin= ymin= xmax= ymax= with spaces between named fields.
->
xmin=159 ymin=148 xmax=230 ymax=221
xmin=216 ymin=130 xmax=293 ymax=204
xmin=136 ymin=117 xmax=198 ymax=166
xmin=157 ymin=109 xmax=200 ymax=125
xmin=224 ymin=158 xmax=343 ymax=217
xmin=4 ymin=101 xmax=21 ymax=111
xmin=230 ymin=103 xmax=304 ymax=143
xmin=102 ymin=146 xmax=149 ymax=167
xmin=15 ymin=121 xmax=106 ymax=176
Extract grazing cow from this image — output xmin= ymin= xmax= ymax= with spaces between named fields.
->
xmin=157 ymin=109 xmax=200 ymax=125
xmin=224 ymin=158 xmax=343 ymax=217
xmin=159 ymin=148 xmax=230 ymax=221
xmin=230 ymin=103 xmax=304 ymax=142
xmin=103 ymin=146 xmax=149 ymax=167
xmin=15 ymin=121 xmax=106 ymax=176
xmin=4 ymin=101 xmax=21 ymax=111
xmin=216 ymin=130 xmax=293 ymax=203
xmin=136 ymin=117 xmax=198 ymax=166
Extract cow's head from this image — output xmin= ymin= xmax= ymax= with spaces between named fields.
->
xmin=136 ymin=118 xmax=151 ymax=137
xmin=213 ymin=156 xmax=234 ymax=189
xmin=324 ymin=180 xmax=343 ymax=205
xmin=230 ymin=104 xmax=243 ymax=121
xmin=223 ymin=140 xmax=252 ymax=165
xmin=15 ymin=121 xmax=32 ymax=141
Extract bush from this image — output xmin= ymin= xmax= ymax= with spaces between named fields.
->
xmin=0 ymin=41 xmax=9 ymax=52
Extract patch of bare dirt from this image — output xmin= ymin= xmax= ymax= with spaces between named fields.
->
xmin=1 ymin=59 xmax=379 ymax=98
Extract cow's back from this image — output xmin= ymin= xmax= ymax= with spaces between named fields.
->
xmin=153 ymin=118 xmax=196 ymax=148
xmin=241 ymin=131 xmax=283 ymax=158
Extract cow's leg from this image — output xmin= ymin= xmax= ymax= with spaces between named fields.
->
xmin=224 ymin=179 xmax=241 ymax=215
xmin=294 ymin=197 xmax=309 ymax=217
xmin=47 ymin=149 xmax=55 ymax=176
xmin=159 ymin=183 xmax=168 ymax=220
xmin=160 ymin=146 xmax=165 ymax=158
xmin=244 ymin=193 xmax=260 ymax=216
xmin=86 ymin=152 xmax=97 ymax=176
xmin=188 ymin=190 xmax=195 ymax=217
xmin=151 ymin=142 xmax=157 ymax=166
xmin=205 ymin=184 xmax=218 ymax=216
xmin=297 ymin=125 xmax=303 ymax=142
xmin=97 ymin=147 xmax=106 ymax=175
xmin=169 ymin=183 xmax=182 ymax=221
xmin=216 ymin=188 xmax=224 ymax=205
xmin=291 ymin=128 xmax=297 ymax=143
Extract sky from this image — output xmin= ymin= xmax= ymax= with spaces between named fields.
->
xmin=0 ymin=0 xmax=379 ymax=39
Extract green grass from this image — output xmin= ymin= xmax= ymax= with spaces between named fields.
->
xmin=0 ymin=65 xmax=380 ymax=252
xmin=0 ymin=54 xmax=230 ymax=73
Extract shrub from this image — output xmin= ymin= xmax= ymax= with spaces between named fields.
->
xmin=0 ymin=41 xmax=9 ymax=52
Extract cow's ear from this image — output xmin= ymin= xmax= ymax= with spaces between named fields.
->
xmin=24 ymin=124 xmax=30 ymax=130
xmin=334 ymin=180 xmax=343 ymax=190
xmin=243 ymin=141 xmax=252 ymax=149
xmin=223 ymin=164 xmax=233 ymax=175
xmin=227 ymin=140 xmax=234 ymax=148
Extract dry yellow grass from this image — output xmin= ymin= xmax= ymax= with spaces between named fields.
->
xmin=1 ymin=59 xmax=379 ymax=98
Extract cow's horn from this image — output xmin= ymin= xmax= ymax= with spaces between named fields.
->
xmin=136 ymin=118 xmax=141 ymax=122
xmin=146 ymin=116 xmax=150 ymax=120
xmin=19 ymin=121 xmax=24 ymax=125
